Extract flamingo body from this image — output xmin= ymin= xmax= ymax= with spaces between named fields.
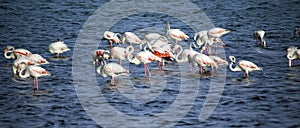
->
xmin=229 ymin=56 xmax=262 ymax=77
xmin=4 ymin=46 xmax=32 ymax=59
xmin=96 ymin=62 xmax=130 ymax=85
xmin=49 ymin=39 xmax=70 ymax=56
xmin=253 ymin=30 xmax=266 ymax=47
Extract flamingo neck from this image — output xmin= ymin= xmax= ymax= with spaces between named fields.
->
xmin=19 ymin=67 xmax=30 ymax=78
xmin=229 ymin=62 xmax=241 ymax=72
xmin=175 ymin=45 xmax=185 ymax=63
xmin=4 ymin=51 xmax=15 ymax=59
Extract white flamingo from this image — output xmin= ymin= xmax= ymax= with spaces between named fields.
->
xmin=188 ymin=53 xmax=218 ymax=74
xmin=173 ymin=43 xmax=200 ymax=71
xmin=110 ymin=46 xmax=133 ymax=65
xmin=17 ymin=63 xmax=51 ymax=91
xmin=166 ymin=22 xmax=189 ymax=45
xmin=48 ymin=39 xmax=70 ymax=56
xmin=207 ymin=27 xmax=230 ymax=46
xmin=91 ymin=49 xmax=110 ymax=65
xmin=228 ymin=56 xmax=262 ymax=77
xmin=123 ymin=32 xmax=142 ymax=46
xmin=4 ymin=45 xmax=32 ymax=59
xmin=209 ymin=55 xmax=228 ymax=66
xmin=103 ymin=31 xmax=123 ymax=47
xmin=127 ymin=47 xmax=162 ymax=77
xmin=253 ymin=30 xmax=266 ymax=47
xmin=96 ymin=60 xmax=130 ymax=85
xmin=287 ymin=46 xmax=300 ymax=67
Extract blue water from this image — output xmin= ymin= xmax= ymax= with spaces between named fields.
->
xmin=1 ymin=0 xmax=300 ymax=127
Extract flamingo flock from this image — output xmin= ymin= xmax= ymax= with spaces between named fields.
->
xmin=4 ymin=39 xmax=70 ymax=91
xmin=5 ymin=22 xmax=299 ymax=88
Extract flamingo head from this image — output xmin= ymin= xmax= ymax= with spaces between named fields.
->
xmin=4 ymin=45 xmax=14 ymax=52
xmin=228 ymin=56 xmax=236 ymax=63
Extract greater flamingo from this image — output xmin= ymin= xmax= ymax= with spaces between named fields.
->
xmin=166 ymin=22 xmax=189 ymax=45
xmin=92 ymin=49 xmax=110 ymax=65
xmin=103 ymin=31 xmax=123 ymax=47
xmin=12 ymin=57 xmax=36 ymax=75
xmin=253 ymin=30 xmax=267 ymax=47
xmin=17 ymin=63 xmax=51 ymax=91
xmin=127 ymin=47 xmax=162 ymax=77
xmin=110 ymin=46 xmax=133 ymax=65
xmin=4 ymin=45 xmax=32 ymax=59
xmin=228 ymin=56 xmax=262 ymax=77
xmin=123 ymin=32 xmax=142 ymax=46
xmin=96 ymin=59 xmax=130 ymax=85
xmin=194 ymin=30 xmax=208 ymax=46
xmin=287 ymin=46 xmax=300 ymax=67
xmin=188 ymin=53 xmax=218 ymax=74
xmin=207 ymin=27 xmax=230 ymax=46
xmin=48 ymin=39 xmax=70 ymax=56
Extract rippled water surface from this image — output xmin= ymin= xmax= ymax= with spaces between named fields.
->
xmin=1 ymin=0 xmax=300 ymax=127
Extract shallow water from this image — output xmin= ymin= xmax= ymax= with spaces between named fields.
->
xmin=1 ymin=0 xmax=300 ymax=127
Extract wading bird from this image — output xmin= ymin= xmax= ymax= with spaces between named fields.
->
xmin=228 ymin=56 xmax=262 ymax=77
xmin=48 ymin=39 xmax=70 ymax=56
xmin=287 ymin=46 xmax=300 ymax=67
xmin=253 ymin=30 xmax=267 ymax=47
xmin=4 ymin=45 xmax=32 ymax=59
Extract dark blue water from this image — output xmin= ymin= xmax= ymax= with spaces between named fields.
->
xmin=1 ymin=0 xmax=300 ymax=127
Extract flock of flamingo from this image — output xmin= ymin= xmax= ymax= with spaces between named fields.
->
xmin=4 ymin=22 xmax=300 ymax=90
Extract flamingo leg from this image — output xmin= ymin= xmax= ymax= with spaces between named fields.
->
xmin=119 ymin=60 xmax=122 ymax=66
xmin=144 ymin=64 xmax=147 ymax=77
xmin=146 ymin=64 xmax=151 ymax=77
xmin=189 ymin=64 xmax=193 ymax=71
xmin=109 ymin=40 xmax=113 ymax=47
xmin=111 ymin=76 xmax=115 ymax=85
xmin=34 ymin=78 xmax=38 ymax=91
xmin=289 ymin=60 xmax=292 ymax=67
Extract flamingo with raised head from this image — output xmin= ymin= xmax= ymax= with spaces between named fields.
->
xmin=92 ymin=49 xmax=110 ymax=65
xmin=253 ymin=30 xmax=267 ymax=47
xmin=294 ymin=27 xmax=300 ymax=38
xmin=48 ymin=39 xmax=70 ymax=56
xmin=207 ymin=27 xmax=230 ymax=46
xmin=17 ymin=63 xmax=51 ymax=91
xmin=166 ymin=22 xmax=189 ymax=45
xmin=96 ymin=59 xmax=130 ymax=85
xmin=188 ymin=53 xmax=218 ymax=74
xmin=287 ymin=46 xmax=300 ymax=67
xmin=127 ymin=47 xmax=162 ymax=77
xmin=228 ymin=56 xmax=262 ymax=77
xmin=110 ymin=46 xmax=133 ymax=65
xmin=103 ymin=31 xmax=123 ymax=47
xmin=4 ymin=45 xmax=32 ymax=59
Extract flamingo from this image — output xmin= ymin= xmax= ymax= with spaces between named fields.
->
xmin=253 ymin=30 xmax=267 ymax=47
xmin=17 ymin=63 xmax=51 ymax=91
xmin=188 ymin=53 xmax=218 ymax=74
xmin=294 ymin=27 xmax=300 ymax=38
xmin=110 ymin=46 xmax=133 ymax=65
xmin=166 ymin=22 xmax=189 ymax=45
xmin=209 ymin=55 xmax=228 ymax=66
xmin=144 ymin=33 xmax=163 ymax=42
xmin=103 ymin=31 xmax=123 ymax=47
xmin=228 ymin=56 xmax=262 ymax=77
xmin=194 ymin=30 xmax=208 ymax=46
xmin=123 ymin=32 xmax=142 ymax=46
xmin=127 ymin=47 xmax=162 ymax=77
xmin=92 ymin=49 xmax=110 ymax=65
xmin=96 ymin=59 xmax=130 ymax=85
xmin=173 ymin=43 xmax=200 ymax=71
xmin=287 ymin=46 xmax=300 ymax=67
xmin=48 ymin=39 xmax=70 ymax=56
xmin=207 ymin=27 xmax=230 ymax=46
xmin=12 ymin=57 xmax=36 ymax=75
xmin=4 ymin=45 xmax=32 ymax=59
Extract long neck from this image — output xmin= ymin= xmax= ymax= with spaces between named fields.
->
xmin=175 ymin=45 xmax=185 ymax=63
xmin=4 ymin=51 xmax=15 ymax=59
xmin=126 ymin=47 xmax=140 ymax=64
xmin=229 ymin=62 xmax=241 ymax=72
xmin=19 ymin=67 xmax=30 ymax=78
xmin=96 ymin=65 xmax=106 ymax=77
xmin=287 ymin=48 xmax=298 ymax=60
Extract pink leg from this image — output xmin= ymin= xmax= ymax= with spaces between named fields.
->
xmin=111 ymin=76 xmax=115 ymax=85
xmin=146 ymin=64 xmax=151 ymax=77
xmin=34 ymin=78 xmax=38 ymax=90
xmin=109 ymin=40 xmax=113 ymax=47
xmin=144 ymin=64 xmax=147 ymax=77
xmin=119 ymin=60 xmax=122 ymax=66
xmin=189 ymin=64 xmax=193 ymax=71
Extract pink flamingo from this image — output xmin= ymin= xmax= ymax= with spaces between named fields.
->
xmin=253 ymin=30 xmax=266 ymax=47
xmin=207 ymin=27 xmax=230 ymax=46
xmin=166 ymin=22 xmax=189 ymax=45
xmin=123 ymin=32 xmax=142 ymax=46
xmin=188 ymin=53 xmax=218 ymax=74
xmin=228 ymin=56 xmax=262 ymax=77
xmin=92 ymin=49 xmax=110 ymax=65
xmin=48 ymin=39 xmax=70 ymax=56
xmin=103 ymin=31 xmax=123 ymax=47
xmin=4 ymin=45 xmax=32 ymax=59
xmin=17 ymin=63 xmax=51 ymax=91
xmin=287 ymin=46 xmax=300 ymax=67
xmin=96 ymin=60 xmax=130 ymax=85
xmin=110 ymin=46 xmax=133 ymax=65
xmin=127 ymin=47 xmax=162 ymax=77
xmin=12 ymin=54 xmax=49 ymax=75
